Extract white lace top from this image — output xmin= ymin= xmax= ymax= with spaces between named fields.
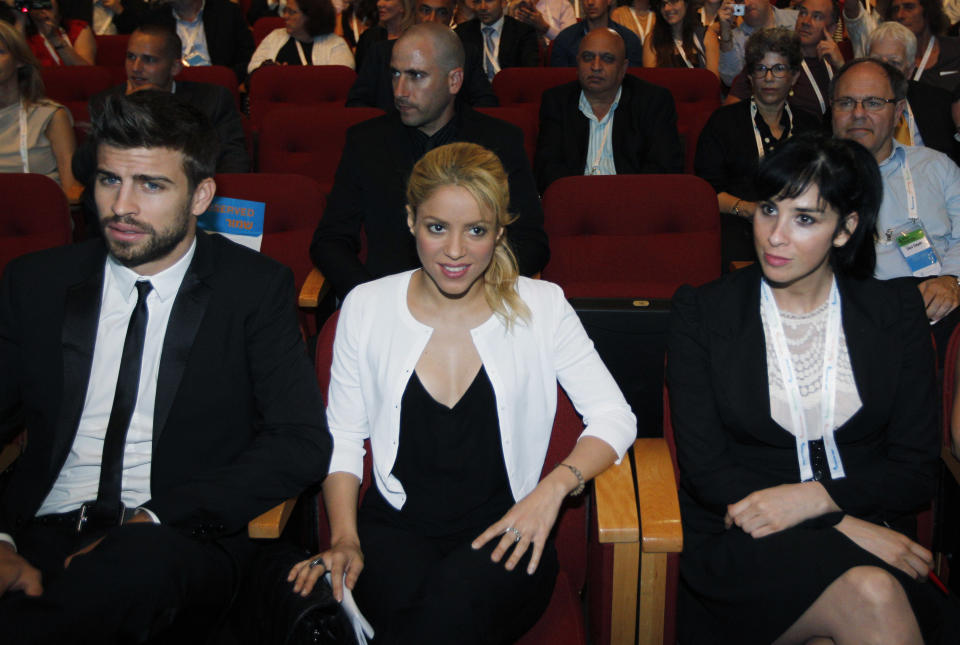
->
xmin=762 ymin=298 xmax=862 ymax=440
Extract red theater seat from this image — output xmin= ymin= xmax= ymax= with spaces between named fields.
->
xmin=94 ymin=34 xmax=129 ymax=67
xmin=0 ymin=174 xmax=72 ymax=274
xmin=247 ymin=64 xmax=357 ymax=132
xmin=475 ymin=105 xmax=539 ymax=166
xmin=40 ymin=66 xmax=114 ymax=139
xmin=252 ymin=16 xmax=285 ymax=46
xmin=175 ymin=65 xmax=241 ymax=112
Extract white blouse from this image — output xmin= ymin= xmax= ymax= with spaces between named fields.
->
xmin=248 ymin=29 xmax=355 ymax=73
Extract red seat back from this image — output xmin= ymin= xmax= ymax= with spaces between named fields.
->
xmin=247 ymin=64 xmax=358 ymax=132
xmin=475 ymin=105 xmax=539 ymax=166
xmin=542 ymin=174 xmax=721 ymax=298
xmin=0 ymin=174 xmax=72 ymax=274
xmin=94 ymin=34 xmax=129 ymax=67
xmin=40 ymin=66 xmax=114 ymax=135
xmin=492 ymin=67 xmax=576 ymax=105
xmin=175 ymin=65 xmax=241 ymax=112
xmin=252 ymin=17 xmax=286 ymax=46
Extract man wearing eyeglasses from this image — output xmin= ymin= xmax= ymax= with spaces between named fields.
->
xmin=832 ymin=58 xmax=960 ymax=349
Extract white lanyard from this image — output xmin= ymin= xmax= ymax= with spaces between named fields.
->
xmin=914 ymin=36 xmax=935 ymax=81
xmin=750 ymin=99 xmax=793 ymax=160
xmin=761 ymin=278 xmax=846 ymax=482
xmin=591 ymin=116 xmax=615 ymax=173
xmin=482 ymin=27 xmax=501 ymax=76
xmin=902 ymin=155 xmax=918 ymax=221
xmin=800 ymin=58 xmax=833 ymax=114
xmin=350 ymin=13 xmax=360 ymax=43
xmin=18 ymin=99 xmax=29 ymax=173
xmin=295 ymin=38 xmax=309 ymax=65
xmin=629 ymin=8 xmax=652 ymax=43
xmin=41 ymin=29 xmax=68 ymax=65
xmin=673 ymin=34 xmax=704 ymax=69
xmin=904 ymin=102 xmax=921 ymax=146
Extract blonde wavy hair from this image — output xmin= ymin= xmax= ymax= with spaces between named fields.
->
xmin=406 ymin=142 xmax=530 ymax=327
xmin=0 ymin=21 xmax=45 ymax=104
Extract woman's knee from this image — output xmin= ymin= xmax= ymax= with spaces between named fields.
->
xmin=837 ymin=566 xmax=910 ymax=612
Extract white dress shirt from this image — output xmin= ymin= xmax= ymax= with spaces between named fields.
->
xmin=176 ymin=1 xmax=213 ymax=67
xmin=579 ymin=86 xmax=621 ymax=176
xmin=481 ymin=15 xmax=505 ymax=78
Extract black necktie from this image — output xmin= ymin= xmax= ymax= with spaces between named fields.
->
xmin=94 ymin=280 xmax=153 ymax=519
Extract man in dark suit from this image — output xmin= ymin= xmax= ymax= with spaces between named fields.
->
xmin=312 ymin=22 xmax=548 ymax=300
xmin=535 ymin=28 xmax=683 ymax=193
xmin=113 ymin=0 xmax=254 ymax=82
xmin=455 ymin=0 xmax=540 ymax=81
xmin=549 ymin=0 xmax=643 ymax=66
xmin=0 ymin=91 xmax=330 ymax=642
xmin=346 ymin=0 xmax=499 ymax=110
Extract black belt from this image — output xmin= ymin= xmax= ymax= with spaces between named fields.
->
xmin=33 ymin=503 xmax=138 ymax=535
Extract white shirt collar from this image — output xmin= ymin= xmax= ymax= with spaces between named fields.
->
xmin=173 ymin=0 xmax=206 ymax=25
xmin=106 ymin=236 xmax=197 ymax=304
xmin=578 ymin=85 xmax=622 ymax=124
xmin=482 ymin=15 xmax=505 ymax=34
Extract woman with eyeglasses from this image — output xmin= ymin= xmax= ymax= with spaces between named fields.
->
xmin=671 ymin=129 xmax=960 ymax=645
xmin=695 ymin=27 xmax=819 ymax=266
xmin=643 ymin=0 xmax=719 ymax=78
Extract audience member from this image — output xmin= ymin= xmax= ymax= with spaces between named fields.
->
xmin=453 ymin=0 xmax=475 ymax=24
xmin=334 ymin=0 xmax=378 ymax=48
xmin=506 ymin=0 xmax=576 ymax=44
xmin=885 ymin=0 xmax=960 ymax=93
xmin=549 ymin=0 xmax=643 ymax=66
xmin=248 ymin=0 xmax=354 ymax=73
xmin=643 ymin=0 xmax=719 ymax=77
xmin=611 ymin=0 xmax=655 ymax=45
xmin=535 ymin=27 xmax=682 ymax=192
xmin=0 ymin=90 xmax=330 ymax=642
xmin=291 ymin=140 xmax=634 ymax=643
xmin=695 ymin=27 xmax=819 ymax=266
xmin=832 ymin=58 xmax=960 ymax=353
xmin=346 ymin=0 xmax=498 ymax=112
xmin=25 ymin=0 xmax=96 ymax=66
xmin=867 ymin=20 xmax=958 ymax=162
xmin=353 ymin=0 xmax=414 ymax=69
xmin=718 ymin=0 xmax=796 ymax=86
xmin=455 ymin=0 xmax=540 ymax=80
xmin=671 ymin=129 xmax=957 ymax=645
xmin=114 ymin=0 xmax=255 ymax=82
xmin=0 ymin=20 xmax=80 ymax=200
xmin=415 ymin=0 xmax=453 ymax=23
xmin=311 ymin=22 xmax=548 ymax=299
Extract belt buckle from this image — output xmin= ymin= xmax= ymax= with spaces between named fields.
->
xmin=75 ymin=503 xmax=89 ymax=534
xmin=75 ymin=502 xmax=126 ymax=534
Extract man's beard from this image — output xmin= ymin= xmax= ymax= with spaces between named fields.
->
xmin=100 ymin=204 xmax=192 ymax=269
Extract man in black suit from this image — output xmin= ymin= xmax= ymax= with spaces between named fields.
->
xmin=535 ymin=28 xmax=683 ymax=193
xmin=312 ymin=22 xmax=548 ymax=300
xmin=346 ymin=0 xmax=499 ymax=110
xmin=0 ymin=91 xmax=330 ymax=642
xmin=113 ymin=0 xmax=255 ymax=82
xmin=455 ymin=0 xmax=540 ymax=81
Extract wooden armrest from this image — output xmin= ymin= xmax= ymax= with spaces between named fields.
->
xmin=297 ymin=267 xmax=328 ymax=309
xmin=595 ymin=449 xmax=639 ymax=544
xmin=943 ymin=445 xmax=960 ymax=487
xmin=247 ymin=498 xmax=297 ymax=539
xmin=633 ymin=438 xmax=683 ymax=553
xmin=729 ymin=261 xmax=754 ymax=272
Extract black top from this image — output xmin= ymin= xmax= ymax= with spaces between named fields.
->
xmin=730 ymin=56 xmax=834 ymax=120
xmin=354 ymin=25 xmax=387 ymax=74
xmin=365 ymin=367 xmax=514 ymax=537
xmin=275 ymin=36 xmax=314 ymax=66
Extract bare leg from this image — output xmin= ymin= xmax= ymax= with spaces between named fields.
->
xmin=804 ymin=639 xmax=834 ymax=645
xmin=773 ymin=566 xmax=922 ymax=645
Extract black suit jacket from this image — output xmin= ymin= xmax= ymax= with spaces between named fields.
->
xmin=309 ymin=108 xmax=549 ymax=299
xmin=0 ymin=233 xmax=330 ymax=556
xmin=667 ymin=265 xmax=940 ymax=537
xmin=908 ymin=80 xmax=960 ymax=164
xmin=114 ymin=0 xmax=255 ymax=82
xmin=534 ymin=74 xmax=684 ymax=193
xmin=454 ymin=17 xmax=540 ymax=70
xmin=345 ymin=38 xmax=499 ymax=112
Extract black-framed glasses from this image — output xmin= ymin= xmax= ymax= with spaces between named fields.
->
xmin=751 ymin=64 xmax=790 ymax=78
xmin=832 ymin=96 xmax=899 ymax=112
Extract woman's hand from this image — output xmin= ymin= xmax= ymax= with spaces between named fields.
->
xmin=835 ymin=516 xmax=933 ymax=580
xmin=287 ymin=537 xmax=364 ymax=602
xmin=725 ymin=482 xmax=839 ymax=538
xmin=472 ymin=474 xmax=568 ymax=575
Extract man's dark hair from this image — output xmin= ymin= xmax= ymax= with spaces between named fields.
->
xmin=745 ymin=27 xmax=803 ymax=73
xmin=830 ymin=57 xmax=909 ymax=102
xmin=755 ymin=131 xmax=882 ymax=279
xmin=300 ymin=0 xmax=337 ymax=36
xmin=132 ymin=23 xmax=183 ymax=62
xmin=90 ymin=91 xmax=219 ymax=190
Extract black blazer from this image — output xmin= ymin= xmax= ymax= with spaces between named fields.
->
xmin=0 ymin=233 xmax=330 ymax=556
xmin=309 ymin=108 xmax=549 ymax=299
xmin=908 ymin=80 xmax=960 ymax=164
xmin=114 ymin=0 xmax=255 ymax=82
xmin=454 ymin=17 xmax=540 ymax=70
xmin=346 ymin=37 xmax=499 ymax=112
xmin=534 ymin=74 xmax=684 ymax=193
xmin=667 ymin=265 xmax=940 ymax=537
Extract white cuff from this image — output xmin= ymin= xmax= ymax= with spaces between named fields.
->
xmin=134 ymin=507 xmax=160 ymax=523
xmin=0 ymin=533 xmax=16 ymax=551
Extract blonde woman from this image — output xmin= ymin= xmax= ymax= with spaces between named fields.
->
xmin=0 ymin=21 xmax=81 ymax=202
xmin=289 ymin=142 xmax=635 ymax=643
xmin=353 ymin=0 xmax=414 ymax=68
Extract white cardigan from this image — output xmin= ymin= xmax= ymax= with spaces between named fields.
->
xmin=326 ymin=271 xmax=637 ymax=510
xmin=247 ymin=29 xmax=355 ymax=74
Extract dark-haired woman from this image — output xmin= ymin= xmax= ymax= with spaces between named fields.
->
xmin=695 ymin=27 xmax=819 ymax=266
xmin=248 ymin=0 xmax=354 ymax=73
xmin=643 ymin=0 xmax=718 ymax=78
xmin=670 ymin=131 xmax=960 ymax=644
xmin=25 ymin=0 xmax=95 ymax=66
xmin=335 ymin=0 xmax=378 ymax=50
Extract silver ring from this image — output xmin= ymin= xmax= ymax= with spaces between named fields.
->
xmin=505 ymin=527 xmax=522 ymax=543
xmin=309 ymin=557 xmax=325 ymax=569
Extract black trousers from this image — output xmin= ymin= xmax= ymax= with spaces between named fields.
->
xmin=0 ymin=521 xmax=237 ymax=644
xmin=353 ymin=512 xmax=558 ymax=645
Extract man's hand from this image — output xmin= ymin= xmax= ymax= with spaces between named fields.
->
xmin=725 ymin=482 xmax=840 ymax=538
xmin=918 ymin=275 xmax=960 ymax=323
xmin=816 ymin=27 xmax=844 ymax=67
xmin=0 ymin=542 xmax=43 ymax=597
xmin=835 ymin=515 xmax=933 ymax=579
xmin=515 ymin=2 xmax=549 ymax=35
